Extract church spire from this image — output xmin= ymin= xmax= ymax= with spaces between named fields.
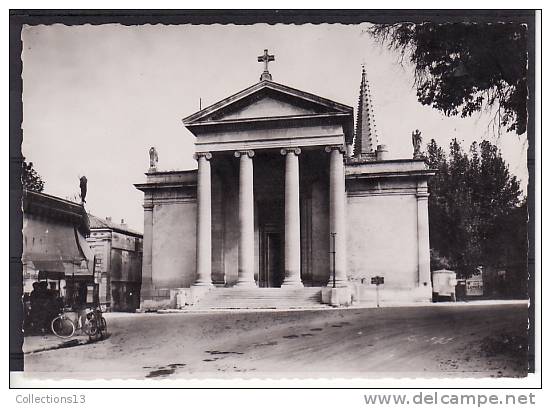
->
xmin=354 ymin=66 xmax=379 ymax=157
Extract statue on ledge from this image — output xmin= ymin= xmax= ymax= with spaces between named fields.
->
xmin=79 ymin=176 xmax=87 ymax=204
xmin=412 ymin=129 xmax=423 ymax=159
xmin=149 ymin=147 xmax=158 ymax=172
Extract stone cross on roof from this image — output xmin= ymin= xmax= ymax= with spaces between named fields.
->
xmin=258 ymin=49 xmax=275 ymax=81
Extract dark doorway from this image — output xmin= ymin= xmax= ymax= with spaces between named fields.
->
xmin=260 ymin=228 xmax=283 ymax=288
xmin=257 ymin=194 xmax=284 ymax=288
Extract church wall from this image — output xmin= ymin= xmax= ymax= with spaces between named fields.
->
xmin=223 ymin=174 xmax=239 ymax=285
xmin=310 ymin=179 xmax=330 ymax=285
xmin=254 ymin=201 xmax=260 ymax=284
xmin=346 ymin=178 xmax=419 ymax=290
xmin=151 ymin=202 xmax=196 ymax=288
xmin=211 ymin=169 xmax=225 ymax=285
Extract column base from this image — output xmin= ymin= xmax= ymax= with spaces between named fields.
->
xmin=192 ymin=281 xmax=213 ymax=287
xmin=281 ymin=280 xmax=304 ymax=287
xmin=321 ymin=286 xmax=352 ymax=306
xmin=325 ymin=279 xmax=349 ymax=289
xmin=236 ymin=280 xmax=257 ymax=288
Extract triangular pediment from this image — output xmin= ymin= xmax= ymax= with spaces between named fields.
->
xmin=183 ymin=80 xmax=352 ymax=126
xmin=212 ymin=94 xmax=321 ymax=121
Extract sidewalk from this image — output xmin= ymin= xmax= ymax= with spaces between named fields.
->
xmin=23 ymin=332 xmax=93 ymax=354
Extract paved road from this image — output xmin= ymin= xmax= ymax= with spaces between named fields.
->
xmin=24 ymin=302 xmax=529 ymax=379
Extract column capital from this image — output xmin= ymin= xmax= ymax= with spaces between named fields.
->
xmin=324 ymin=145 xmax=346 ymax=154
xmin=193 ymin=152 xmax=212 ymax=161
xmin=280 ymin=147 xmax=301 ymax=156
xmin=143 ymin=202 xmax=154 ymax=211
xmin=416 ymin=186 xmax=430 ymax=199
xmin=234 ymin=150 xmax=255 ymax=158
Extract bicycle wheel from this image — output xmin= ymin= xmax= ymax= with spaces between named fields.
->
xmin=99 ymin=317 xmax=107 ymax=338
xmin=81 ymin=320 xmax=92 ymax=336
xmin=51 ymin=315 xmax=75 ymax=339
xmin=87 ymin=320 xmax=99 ymax=340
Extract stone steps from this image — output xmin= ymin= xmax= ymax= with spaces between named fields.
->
xmin=193 ymin=287 xmax=325 ymax=309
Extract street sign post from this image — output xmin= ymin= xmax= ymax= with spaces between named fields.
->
xmin=330 ymin=232 xmax=336 ymax=288
xmin=371 ymin=276 xmax=384 ymax=285
xmin=371 ymin=276 xmax=384 ymax=307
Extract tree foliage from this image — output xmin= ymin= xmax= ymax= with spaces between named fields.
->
xmin=22 ymin=158 xmax=45 ymax=192
xmin=425 ymin=139 xmax=525 ymax=277
xmin=369 ymin=23 xmax=528 ymax=135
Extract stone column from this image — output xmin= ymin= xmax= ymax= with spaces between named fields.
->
xmin=281 ymin=148 xmax=303 ymax=287
xmin=140 ymin=199 xmax=154 ymax=304
xmin=326 ymin=146 xmax=347 ymax=287
xmin=235 ymin=150 xmax=256 ymax=287
xmin=194 ymin=152 xmax=213 ymax=286
xmin=416 ymin=181 xmax=432 ymax=290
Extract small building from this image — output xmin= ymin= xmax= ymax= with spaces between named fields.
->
xmin=22 ymin=189 xmax=94 ymax=302
xmin=87 ymin=215 xmax=143 ymax=312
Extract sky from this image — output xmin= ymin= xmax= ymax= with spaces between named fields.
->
xmin=21 ymin=23 xmax=529 ymax=233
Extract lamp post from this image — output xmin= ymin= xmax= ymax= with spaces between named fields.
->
xmin=330 ymin=232 xmax=337 ymax=288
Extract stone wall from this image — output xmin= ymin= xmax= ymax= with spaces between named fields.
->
xmin=136 ymin=170 xmax=198 ymax=309
xmin=346 ymin=188 xmax=418 ymax=288
xmin=310 ymin=179 xmax=330 ymax=285
xmin=151 ymin=201 xmax=197 ymax=288
xmin=345 ymin=170 xmax=432 ymax=303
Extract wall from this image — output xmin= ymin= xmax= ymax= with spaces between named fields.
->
xmin=211 ymin=166 xmax=227 ymax=284
xmin=222 ymin=167 xmax=239 ymax=285
xmin=110 ymin=281 xmax=141 ymax=312
xmin=111 ymin=231 xmax=142 ymax=282
xmin=110 ymin=241 xmax=143 ymax=312
xmin=111 ymin=248 xmax=142 ymax=282
xmin=88 ymin=232 xmax=111 ymax=304
xmin=151 ymin=201 xmax=197 ymax=288
xmin=136 ymin=171 xmax=198 ymax=309
xmin=346 ymin=178 xmax=419 ymax=290
xmin=310 ymin=179 xmax=330 ymax=285
xmin=112 ymin=231 xmax=140 ymax=251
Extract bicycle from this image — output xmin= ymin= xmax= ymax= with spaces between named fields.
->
xmin=51 ymin=307 xmax=106 ymax=340
xmin=87 ymin=307 xmax=107 ymax=340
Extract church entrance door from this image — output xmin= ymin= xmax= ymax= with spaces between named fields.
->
xmin=260 ymin=227 xmax=283 ymax=288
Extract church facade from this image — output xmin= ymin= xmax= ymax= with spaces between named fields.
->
xmin=135 ymin=51 xmax=435 ymax=310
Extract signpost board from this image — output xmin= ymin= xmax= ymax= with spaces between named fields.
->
xmin=371 ymin=276 xmax=384 ymax=307
xmin=466 ymin=278 xmax=483 ymax=296
xmin=371 ymin=276 xmax=384 ymax=285
xmin=466 ymin=266 xmax=484 ymax=296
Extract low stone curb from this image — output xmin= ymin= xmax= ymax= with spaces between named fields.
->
xmin=24 ymin=336 xmax=92 ymax=355
xmin=24 ymin=332 xmax=112 ymax=354
xmin=154 ymin=299 xmax=529 ymax=314
xmin=156 ymin=305 xmax=332 ymax=314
